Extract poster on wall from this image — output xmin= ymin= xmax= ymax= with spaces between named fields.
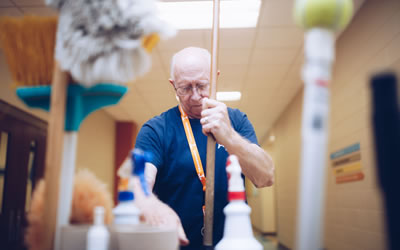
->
xmin=330 ymin=143 xmax=364 ymax=184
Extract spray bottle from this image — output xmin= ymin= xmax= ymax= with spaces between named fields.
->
xmin=86 ymin=206 xmax=110 ymax=250
xmin=113 ymin=189 xmax=141 ymax=225
xmin=131 ymin=148 xmax=152 ymax=196
xmin=215 ymin=155 xmax=262 ymax=250
xmin=113 ymin=148 xmax=151 ymax=225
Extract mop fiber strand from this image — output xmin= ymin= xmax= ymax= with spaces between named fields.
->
xmin=294 ymin=0 xmax=353 ymax=31
xmin=0 ymin=16 xmax=57 ymax=87
xmin=54 ymin=0 xmax=175 ymax=86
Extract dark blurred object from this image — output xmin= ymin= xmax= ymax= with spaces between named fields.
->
xmin=370 ymin=72 xmax=400 ymax=250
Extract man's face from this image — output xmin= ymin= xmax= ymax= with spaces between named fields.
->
xmin=172 ymin=60 xmax=210 ymax=119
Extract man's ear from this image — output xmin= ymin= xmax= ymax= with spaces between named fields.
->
xmin=217 ymin=70 xmax=221 ymax=77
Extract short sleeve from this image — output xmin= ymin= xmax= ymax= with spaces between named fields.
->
xmin=229 ymin=109 xmax=258 ymax=145
xmin=134 ymin=123 xmax=164 ymax=169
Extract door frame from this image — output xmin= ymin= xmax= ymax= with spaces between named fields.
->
xmin=0 ymin=100 xmax=47 ymax=250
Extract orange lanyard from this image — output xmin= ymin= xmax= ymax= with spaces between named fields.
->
xmin=179 ymin=105 xmax=207 ymax=192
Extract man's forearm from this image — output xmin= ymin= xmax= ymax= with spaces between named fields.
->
xmin=225 ymin=131 xmax=275 ymax=188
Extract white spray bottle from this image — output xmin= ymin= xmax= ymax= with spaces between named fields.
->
xmin=113 ymin=190 xmax=141 ymax=225
xmin=113 ymin=149 xmax=150 ymax=225
xmin=86 ymin=206 xmax=110 ymax=250
xmin=215 ymin=155 xmax=263 ymax=250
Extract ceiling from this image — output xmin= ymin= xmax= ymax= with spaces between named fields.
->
xmin=0 ymin=0 xmax=365 ymax=143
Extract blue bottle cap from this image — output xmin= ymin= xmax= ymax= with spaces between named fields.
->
xmin=118 ymin=191 xmax=134 ymax=201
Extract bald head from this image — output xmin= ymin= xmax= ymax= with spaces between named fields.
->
xmin=169 ymin=47 xmax=211 ymax=118
xmin=170 ymin=47 xmax=211 ymax=81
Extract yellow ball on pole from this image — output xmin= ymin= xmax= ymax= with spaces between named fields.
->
xmin=294 ymin=0 xmax=354 ymax=31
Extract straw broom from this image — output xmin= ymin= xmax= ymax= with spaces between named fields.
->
xmin=0 ymin=16 xmax=58 ymax=87
xmin=0 ymin=15 xmax=70 ymax=250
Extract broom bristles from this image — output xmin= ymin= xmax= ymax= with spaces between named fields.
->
xmin=0 ymin=16 xmax=57 ymax=87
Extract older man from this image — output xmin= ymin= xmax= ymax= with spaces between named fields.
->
xmin=132 ymin=47 xmax=274 ymax=250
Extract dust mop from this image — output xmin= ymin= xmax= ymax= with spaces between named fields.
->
xmin=46 ymin=0 xmax=175 ymax=87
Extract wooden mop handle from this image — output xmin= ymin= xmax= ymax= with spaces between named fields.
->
xmin=204 ymin=0 xmax=220 ymax=247
xmin=42 ymin=62 xmax=69 ymax=250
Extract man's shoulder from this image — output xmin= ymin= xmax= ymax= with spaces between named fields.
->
xmin=227 ymin=107 xmax=247 ymax=120
xmin=136 ymin=105 xmax=180 ymax=144
xmin=227 ymin=107 xmax=255 ymax=134
xmin=144 ymin=105 xmax=179 ymax=127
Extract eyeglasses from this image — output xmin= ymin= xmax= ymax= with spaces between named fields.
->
xmin=175 ymin=83 xmax=209 ymax=96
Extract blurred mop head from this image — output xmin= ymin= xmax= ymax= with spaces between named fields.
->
xmin=70 ymin=169 xmax=114 ymax=224
xmin=0 ymin=16 xmax=57 ymax=87
xmin=25 ymin=169 xmax=114 ymax=250
xmin=52 ymin=0 xmax=176 ymax=87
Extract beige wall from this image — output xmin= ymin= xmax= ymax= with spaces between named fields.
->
xmin=267 ymin=90 xmax=303 ymax=247
xmin=247 ymin=143 xmax=277 ymax=233
xmin=75 ymin=110 xmax=116 ymax=196
xmin=0 ymin=52 xmax=116 ymax=199
xmin=324 ymin=0 xmax=400 ymax=249
xmin=268 ymin=0 xmax=400 ymax=249
xmin=247 ymin=181 xmax=277 ymax=234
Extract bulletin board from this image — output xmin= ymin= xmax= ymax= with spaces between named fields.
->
xmin=330 ymin=143 xmax=364 ymax=184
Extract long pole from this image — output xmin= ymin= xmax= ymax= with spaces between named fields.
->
xmin=295 ymin=28 xmax=334 ymax=250
xmin=204 ymin=0 xmax=220 ymax=248
xmin=293 ymin=1 xmax=353 ymax=249
xmin=54 ymin=132 xmax=78 ymax=250
xmin=42 ymin=62 xmax=68 ymax=250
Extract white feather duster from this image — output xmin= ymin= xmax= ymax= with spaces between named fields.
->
xmin=47 ymin=0 xmax=175 ymax=87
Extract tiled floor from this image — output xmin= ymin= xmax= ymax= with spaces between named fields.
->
xmin=254 ymin=230 xmax=279 ymax=250
xmin=259 ymin=237 xmax=279 ymax=250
